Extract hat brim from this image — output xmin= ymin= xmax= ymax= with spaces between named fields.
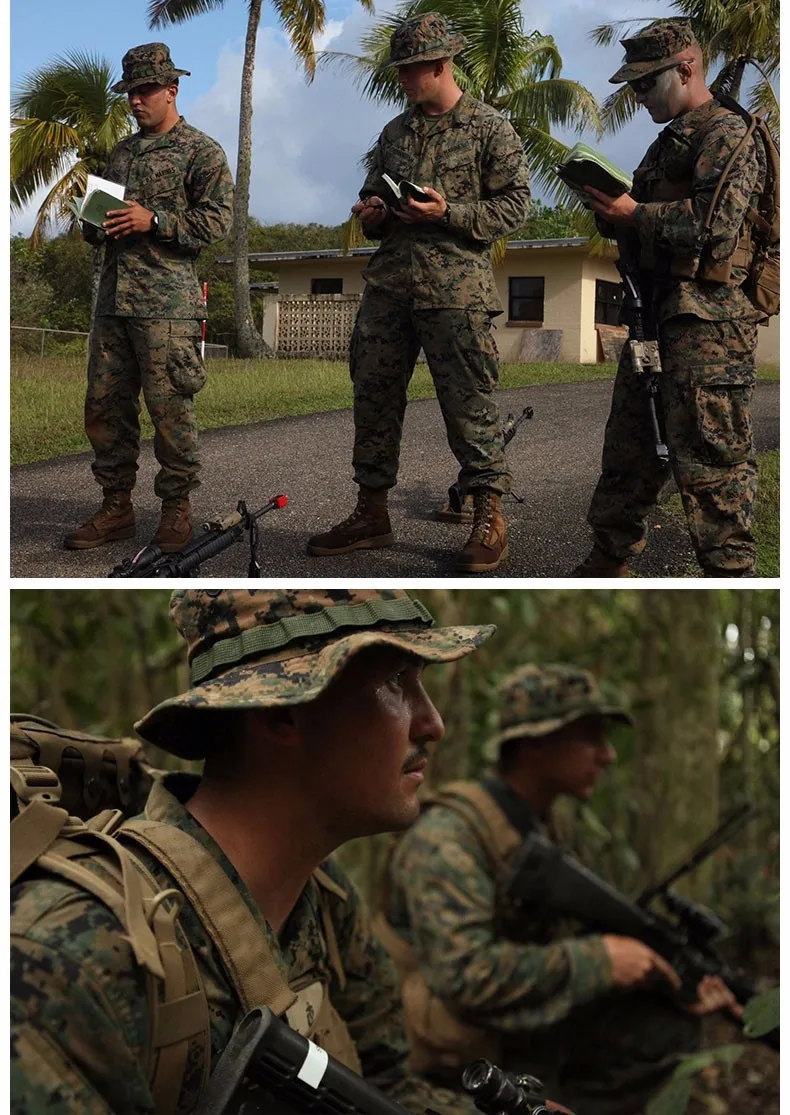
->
xmin=483 ymin=704 xmax=632 ymax=760
xmin=136 ymin=623 xmax=495 ymax=759
xmin=609 ymin=51 xmax=687 ymax=84
xmin=111 ymin=68 xmax=191 ymax=93
xmin=384 ymin=35 xmax=467 ymax=69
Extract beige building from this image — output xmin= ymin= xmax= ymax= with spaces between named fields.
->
xmin=237 ymin=238 xmax=779 ymax=364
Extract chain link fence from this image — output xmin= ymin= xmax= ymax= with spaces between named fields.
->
xmin=11 ymin=326 xmax=229 ymax=361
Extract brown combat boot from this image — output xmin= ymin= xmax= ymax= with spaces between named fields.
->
xmin=306 ymin=487 xmax=393 ymax=555
xmin=456 ymin=490 xmax=508 ymax=573
xmin=63 ymin=490 xmax=135 ymax=550
xmin=152 ymin=498 xmax=193 ymax=553
xmin=571 ymin=546 xmax=630 ymax=577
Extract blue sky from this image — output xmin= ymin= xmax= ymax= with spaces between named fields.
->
xmin=11 ymin=0 xmax=685 ymax=235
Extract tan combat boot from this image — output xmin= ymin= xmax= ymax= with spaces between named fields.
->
xmin=63 ymin=490 xmax=135 ymax=550
xmin=306 ymin=487 xmax=393 ymax=555
xmin=571 ymin=546 xmax=630 ymax=577
xmin=456 ymin=490 xmax=508 ymax=573
xmin=152 ymin=497 xmax=193 ymax=553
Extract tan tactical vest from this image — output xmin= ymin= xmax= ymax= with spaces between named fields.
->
xmin=11 ymin=716 xmax=360 ymax=1114
xmin=373 ymin=781 xmax=525 ymax=1077
xmin=634 ymin=100 xmax=779 ymax=316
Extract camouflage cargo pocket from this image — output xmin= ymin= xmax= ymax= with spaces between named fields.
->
xmin=693 ymin=368 xmax=754 ymax=466
xmin=167 ymin=322 xmax=206 ymax=396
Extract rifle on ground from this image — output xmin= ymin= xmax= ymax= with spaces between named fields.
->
xmin=615 ymin=232 xmax=669 ymax=464
xmin=194 ymin=1006 xmax=565 ymax=1115
xmin=504 ymin=804 xmax=778 ymax=1051
xmin=438 ymin=406 xmax=534 ymax=522
xmin=109 ymin=495 xmax=288 ymax=578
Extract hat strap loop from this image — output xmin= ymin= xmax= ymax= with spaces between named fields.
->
xmin=190 ymin=597 xmax=435 ymax=685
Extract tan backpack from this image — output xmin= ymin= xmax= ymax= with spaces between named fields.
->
xmin=373 ymin=781 xmax=524 ymax=1077
xmin=11 ymin=715 xmax=360 ymax=1114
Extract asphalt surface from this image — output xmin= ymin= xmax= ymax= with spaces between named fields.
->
xmin=11 ymin=379 xmax=779 ymax=580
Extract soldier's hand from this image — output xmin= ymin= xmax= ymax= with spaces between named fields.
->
xmin=103 ymin=200 xmax=155 ymax=238
xmin=602 ymin=934 xmax=682 ymax=991
xmin=584 ymin=186 xmax=638 ymax=226
xmin=351 ymin=196 xmax=389 ymax=230
xmin=686 ymin=975 xmax=743 ymax=1017
xmin=392 ymin=187 xmax=447 ymax=224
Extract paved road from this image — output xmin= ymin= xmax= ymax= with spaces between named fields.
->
xmin=11 ymin=380 xmax=779 ymax=579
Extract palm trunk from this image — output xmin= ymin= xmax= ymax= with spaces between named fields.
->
xmin=232 ymin=0 xmax=274 ymax=358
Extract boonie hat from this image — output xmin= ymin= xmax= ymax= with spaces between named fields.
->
xmin=136 ymin=589 xmax=495 ymax=758
xmin=609 ymin=19 xmax=698 ymax=84
xmin=483 ymin=663 xmax=632 ymax=760
xmin=112 ymin=42 xmax=191 ymax=93
xmin=385 ymin=12 xmax=468 ymax=69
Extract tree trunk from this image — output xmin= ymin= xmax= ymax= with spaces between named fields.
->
xmin=232 ymin=0 xmax=274 ymax=359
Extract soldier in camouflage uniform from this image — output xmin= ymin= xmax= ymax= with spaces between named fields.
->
xmin=380 ymin=664 xmax=739 ymax=1115
xmin=573 ymin=20 xmax=767 ymax=578
xmin=64 ymin=44 xmax=234 ymax=555
xmin=307 ymin=13 xmax=532 ymax=573
xmin=11 ymin=588 xmax=498 ymax=1114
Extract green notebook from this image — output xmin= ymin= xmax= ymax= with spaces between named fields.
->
xmin=69 ymin=174 xmax=127 ymax=227
xmin=556 ymin=144 xmax=632 ymax=202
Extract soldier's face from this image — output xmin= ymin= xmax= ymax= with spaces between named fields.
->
xmin=128 ymin=82 xmax=177 ymax=131
xmin=292 ymin=647 xmax=445 ymax=839
xmin=537 ymin=716 xmax=616 ymax=801
xmin=396 ymin=60 xmax=444 ymax=104
xmin=632 ymin=66 xmax=687 ymax=123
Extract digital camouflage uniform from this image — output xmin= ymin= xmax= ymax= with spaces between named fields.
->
xmin=84 ymin=44 xmax=234 ymax=501
xmin=352 ymin=18 xmax=532 ymax=497
xmin=11 ymin=589 xmax=496 ymax=1115
xmin=383 ymin=665 xmax=702 ymax=1115
xmin=586 ymin=21 xmax=767 ymax=576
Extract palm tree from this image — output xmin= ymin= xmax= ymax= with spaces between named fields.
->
xmin=11 ymin=52 xmax=133 ymax=245
xmin=147 ymin=0 xmax=373 ymax=358
xmin=318 ymin=0 xmax=603 ymax=251
xmin=591 ymin=0 xmax=779 ymax=139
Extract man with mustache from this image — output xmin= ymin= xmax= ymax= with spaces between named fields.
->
xmin=65 ymin=44 xmax=233 ymax=556
xmin=11 ymin=589 xmax=500 ymax=1114
xmin=573 ymin=20 xmax=768 ymax=578
xmin=377 ymin=663 xmax=739 ymax=1114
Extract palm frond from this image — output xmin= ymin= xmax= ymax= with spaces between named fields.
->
xmin=272 ymin=0 xmax=326 ymax=78
xmin=747 ymin=77 xmax=779 ymax=138
xmin=29 ymin=160 xmax=91 ymax=246
xmin=501 ymin=78 xmax=602 ymax=139
xmin=600 ymin=85 xmax=638 ymax=134
xmin=340 ymin=214 xmax=367 ymax=253
xmin=147 ymin=0 xmax=226 ymax=27
xmin=588 ymin=19 xmax=652 ymax=47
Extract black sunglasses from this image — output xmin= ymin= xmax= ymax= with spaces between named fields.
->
xmin=628 ymin=60 xmax=691 ymax=95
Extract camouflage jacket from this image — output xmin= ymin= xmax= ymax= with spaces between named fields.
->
xmin=11 ymin=773 xmax=478 ymax=1115
xmin=387 ymin=777 xmax=702 ymax=1115
xmin=630 ymin=97 xmax=767 ymax=324
xmin=87 ymin=117 xmax=234 ymax=319
xmin=359 ymin=92 xmax=531 ymax=313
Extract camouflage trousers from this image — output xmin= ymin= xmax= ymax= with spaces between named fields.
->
xmin=85 ymin=316 xmax=206 ymax=500
xmin=350 ymin=288 xmax=511 ymax=495
xmin=587 ymin=315 xmax=758 ymax=574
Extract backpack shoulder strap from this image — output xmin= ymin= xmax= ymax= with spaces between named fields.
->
xmin=431 ymin=780 xmax=523 ymax=868
xmin=119 ymin=819 xmax=297 ymax=1018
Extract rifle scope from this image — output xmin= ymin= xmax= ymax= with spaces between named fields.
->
xmin=462 ymin=1060 xmax=550 ymax=1115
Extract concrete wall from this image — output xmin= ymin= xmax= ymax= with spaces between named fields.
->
xmin=260 ymin=248 xmax=778 ymax=366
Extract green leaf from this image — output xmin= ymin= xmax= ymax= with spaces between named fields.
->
xmin=671 ymin=1044 xmax=745 ymax=1079
xmin=645 ymin=1075 xmax=692 ymax=1115
xmin=742 ymin=986 xmax=780 ymax=1037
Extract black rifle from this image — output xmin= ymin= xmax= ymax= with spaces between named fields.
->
xmin=194 ymin=1006 xmax=562 ymax=1115
xmin=504 ymin=805 xmax=778 ymax=1051
xmin=615 ymin=232 xmax=669 ymax=464
xmin=445 ymin=406 xmax=534 ymax=517
xmin=108 ymin=495 xmax=288 ymax=578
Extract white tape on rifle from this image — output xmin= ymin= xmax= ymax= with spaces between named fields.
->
xmin=296 ymin=1038 xmax=329 ymax=1088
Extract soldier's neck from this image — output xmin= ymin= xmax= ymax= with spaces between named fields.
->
xmin=421 ymin=84 xmax=463 ymax=116
xmin=142 ymin=107 xmax=181 ymax=136
xmin=500 ymin=767 xmax=557 ymax=815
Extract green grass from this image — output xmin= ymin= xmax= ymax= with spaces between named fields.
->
xmin=657 ymin=450 xmax=779 ymax=577
xmin=10 ymin=353 xmax=780 ymax=466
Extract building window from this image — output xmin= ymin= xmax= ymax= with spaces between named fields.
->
xmin=311 ymin=278 xmax=343 ymax=294
xmin=595 ymin=279 xmax=623 ymax=325
xmin=509 ymin=277 xmax=544 ymax=322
